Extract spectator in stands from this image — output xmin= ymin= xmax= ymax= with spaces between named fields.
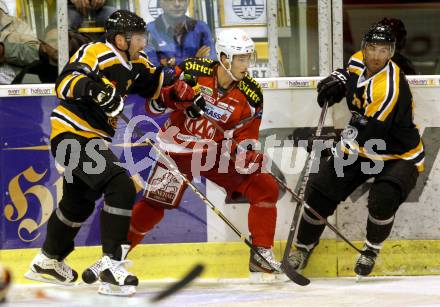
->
xmin=12 ymin=24 xmax=92 ymax=84
xmin=0 ymin=3 xmax=40 ymax=84
xmin=145 ymin=0 xmax=215 ymax=69
xmin=68 ymin=0 xmax=116 ymax=31
xmin=379 ymin=17 xmax=416 ymax=75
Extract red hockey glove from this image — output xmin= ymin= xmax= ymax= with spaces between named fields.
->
xmin=158 ymin=80 xmax=200 ymax=110
xmin=174 ymin=79 xmax=197 ymax=101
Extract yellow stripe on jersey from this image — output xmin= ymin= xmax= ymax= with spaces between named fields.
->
xmin=348 ymin=51 xmax=364 ymax=76
xmin=70 ymin=43 xmax=101 ymax=70
xmin=365 ymin=62 xmax=400 ymax=121
xmin=99 ymin=57 xmax=120 ymax=71
xmin=51 ymin=118 xmax=108 ymax=141
xmin=50 ymin=105 xmax=111 ymax=140
xmin=152 ymin=72 xmax=164 ymax=100
xmin=132 ymin=54 xmax=157 ymax=74
xmin=341 ymin=139 xmax=425 ymax=171
xmin=56 ymin=74 xmax=76 ymax=99
xmin=56 ymin=74 xmax=87 ymax=100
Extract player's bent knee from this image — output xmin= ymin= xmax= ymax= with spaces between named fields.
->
xmin=104 ymin=172 xmax=137 ymax=210
xmin=305 ymin=185 xmax=339 ymax=218
xmin=368 ymin=181 xmax=401 ymax=219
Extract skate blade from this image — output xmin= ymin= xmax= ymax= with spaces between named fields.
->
xmin=249 ymin=272 xmax=290 ymax=283
xmin=24 ymin=270 xmax=75 ymax=286
xmin=356 ymin=275 xmax=365 ymax=282
xmin=98 ymin=282 xmax=136 ymax=296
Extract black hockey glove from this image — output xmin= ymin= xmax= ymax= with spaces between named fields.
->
xmin=317 ymin=69 xmax=349 ymax=108
xmin=87 ymin=82 xmax=124 ymax=117
xmin=186 ymin=94 xmax=206 ymax=119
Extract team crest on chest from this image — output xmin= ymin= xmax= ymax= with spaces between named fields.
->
xmin=184 ymin=118 xmax=217 ymax=139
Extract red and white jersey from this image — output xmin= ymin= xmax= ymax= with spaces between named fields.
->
xmin=147 ymin=58 xmax=264 ymax=154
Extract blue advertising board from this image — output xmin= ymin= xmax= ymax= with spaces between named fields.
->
xmin=0 ymin=94 xmax=207 ymax=249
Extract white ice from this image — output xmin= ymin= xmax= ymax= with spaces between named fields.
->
xmin=5 ymin=276 xmax=440 ymax=307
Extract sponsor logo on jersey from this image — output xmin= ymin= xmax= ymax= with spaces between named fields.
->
xmin=184 ymin=117 xmax=216 ymax=139
xmin=202 ymin=93 xmax=216 ymax=104
xmin=232 ymin=0 xmax=265 ymax=20
xmin=184 ymin=60 xmax=214 ymax=75
xmin=205 ymin=103 xmax=232 ymax=123
xmin=201 ymin=86 xmax=213 ymax=96
xmin=217 ymin=102 xmax=229 ymax=109
xmin=238 ymin=80 xmax=261 ymax=105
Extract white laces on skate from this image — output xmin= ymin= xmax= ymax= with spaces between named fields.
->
xmin=88 ymin=259 xmax=103 ymax=275
xmin=251 ymin=247 xmax=282 ymax=272
xmin=38 ymin=255 xmax=75 ymax=279
xmin=25 ymin=252 xmax=77 ymax=285
xmin=356 ymin=253 xmax=375 ymax=266
xmin=98 ymin=256 xmax=137 ymax=296
xmin=100 ymin=256 xmax=134 ymax=285
xmin=288 ymin=249 xmax=309 ymax=269
xmin=110 ymin=259 xmax=133 ymax=285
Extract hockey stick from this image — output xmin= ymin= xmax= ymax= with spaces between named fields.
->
xmin=281 ymin=101 xmax=328 ymax=268
xmin=119 ymin=113 xmax=310 ymax=286
xmin=36 ymin=263 xmax=204 ymax=304
xmin=192 ymin=103 xmax=364 ymax=255
xmin=150 ymin=263 xmax=204 ymax=302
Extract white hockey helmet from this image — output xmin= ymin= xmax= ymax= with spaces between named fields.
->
xmin=216 ymin=28 xmax=255 ymax=65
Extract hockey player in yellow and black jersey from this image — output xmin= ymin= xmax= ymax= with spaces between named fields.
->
xmin=288 ymin=22 xmax=424 ymax=277
xmin=25 ymin=10 xmax=163 ymax=296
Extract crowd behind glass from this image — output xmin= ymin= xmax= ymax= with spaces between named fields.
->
xmin=0 ymin=0 xmax=439 ymax=85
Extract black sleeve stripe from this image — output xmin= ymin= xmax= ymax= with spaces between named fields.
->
xmin=366 ymin=81 xmax=373 ymax=106
xmin=349 ymin=59 xmax=364 ymax=69
xmin=61 ymin=76 xmax=76 ymax=98
xmin=72 ymin=43 xmax=89 ymax=63
xmin=98 ymin=51 xmax=116 ymax=63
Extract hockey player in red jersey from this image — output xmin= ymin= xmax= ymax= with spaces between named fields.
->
xmin=128 ymin=28 xmax=284 ymax=277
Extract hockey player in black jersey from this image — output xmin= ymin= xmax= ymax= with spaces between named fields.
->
xmin=25 ymin=10 xmax=163 ymax=296
xmin=288 ymin=22 xmax=424 ymax=277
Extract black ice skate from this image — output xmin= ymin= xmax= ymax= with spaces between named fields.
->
xmin=287 ymin=246 xmax=313 ymax=270
xmin=25 ymin=251 xmax=78 ymax=285
xmin=82 ymin=258 xmax=103 ymax=284
xmin=354 ymin=243 xmax=380 ymax=278
xmin=98 ymin=245 xmax=138 ymax=296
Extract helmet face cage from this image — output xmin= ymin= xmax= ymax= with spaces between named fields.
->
xmin=361 ymin=23 xmax=396 ymax=57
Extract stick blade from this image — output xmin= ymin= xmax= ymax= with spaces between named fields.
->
xmin=281 ymin=261 xmax=310 ymax=286
xmin=150 ymin=264 xmax=204 ymax=303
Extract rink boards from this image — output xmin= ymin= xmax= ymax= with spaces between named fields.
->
xmin=1 ymin=76 xmax=439 ymax=282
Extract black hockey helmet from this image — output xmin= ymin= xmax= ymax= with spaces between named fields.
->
xmin=105 ymin=10 xmax=147 ymax=42
xmin=362 ymin=22 xmax=396 ymax=55
xmin=379 ymin=17 xmax=407 ymax=50
xmin=363 ymin=23 xmax=396 ymax=45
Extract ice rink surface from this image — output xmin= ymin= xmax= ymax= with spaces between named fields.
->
xmin=5 ymin=275 xmax=440 ymax=307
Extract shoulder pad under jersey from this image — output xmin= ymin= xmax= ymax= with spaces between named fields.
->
xmin=178 ymin=58 xmax=216 ymax=77
xmin=238 ymin=75 xmax=263 ymax=107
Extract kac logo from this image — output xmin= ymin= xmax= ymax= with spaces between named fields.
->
xmin=232 ymin=0 xmax=265 ymax=20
